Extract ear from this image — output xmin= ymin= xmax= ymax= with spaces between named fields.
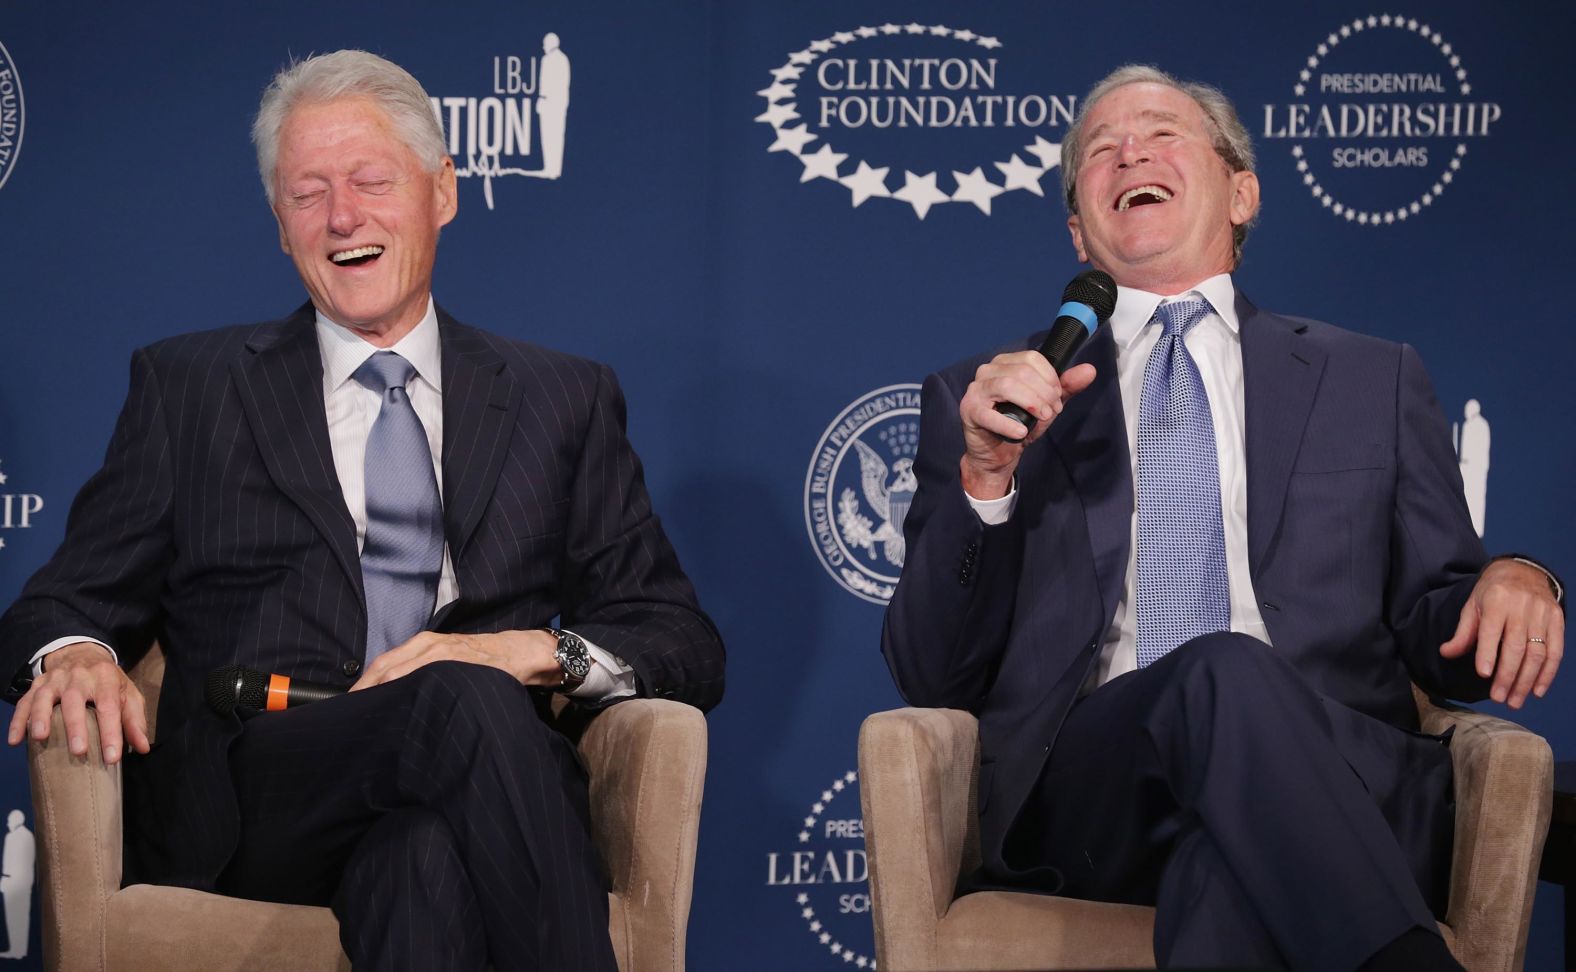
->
xmin=1066 ymin=213 xmax=1089 ymax=263
xmin=435 ymin=156 xmax=458 ymax=228
xmin=1229 ymin=170 xmax=1260 ymax=227
xmin=273 ymin=207 xmax=291 ymax=255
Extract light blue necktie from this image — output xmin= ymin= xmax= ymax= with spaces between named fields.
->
xmin=1135 ymin=299 xmax=1231 ymax=668
xmin=354 ymin=351 xmax=444 ymax=663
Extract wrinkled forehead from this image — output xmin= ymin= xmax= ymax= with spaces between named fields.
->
xmin=1080 ymin=84 xmax=1208 ymax=142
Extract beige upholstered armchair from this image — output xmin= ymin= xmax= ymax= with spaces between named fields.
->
xmin=860 ymin=689 xmax=1552 ymax=972
xmin=26 ymin=644 xmax=708 ymax=972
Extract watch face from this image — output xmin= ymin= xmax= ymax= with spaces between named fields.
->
xmin=558 ymin=632 xmax=592 ymax=679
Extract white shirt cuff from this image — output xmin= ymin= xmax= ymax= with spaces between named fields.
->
xmin=31 ymin=637 xmax=118 ymax=677
xmin=966 ymin=481 xmax=1018 ymax=525
xmin=565 ymin=634 xmax=637 ymax=703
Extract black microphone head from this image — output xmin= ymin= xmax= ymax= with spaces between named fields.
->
xmin=206 ymin=665 xmax=267 ymax=715
xmin=1063 ymin=269 xmax=1118 ymax=321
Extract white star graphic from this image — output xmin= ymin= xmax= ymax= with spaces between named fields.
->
xmin=1441 ymin=171 xmax=1453 ymax=184
xmin=893 ymin=171 xmax=949 ymax=219
xmin=1456 ymin=68 xmax=1467 ymax=81
xmin=879 ymin=23 xmax=902 ymax=35
xmin=810 ymin=920 xmax=822 ymax=931
xmin=788 ymin=49 xmax=816 ymax=66
xmin=796 ymin=893 xmax=809 ymax=905
xmin=1300 ymin=69 xmax=1311 ymax=81
xmin=845 ymin=771 xmax=857 ymax=782
xmin=1397 ymin=208 xmax=1409 ymax=221
xmin=1433 ymin=182 xmax=1444 ymax=194
xmin=810 ymin=38 xmax=834 ymax=53
xmin=757 ymin=81 xmax=795 ymax=102
xmin=755 ymin=102 xmax=799 ymax=127
xmin=840 ymin=161 xmax=891 ymax=208
xmin=1410 ymin=201 xmax=1421 ymax=213
xmin=951 ymin=167 xmax=1006 ymax=214
xmin=799 ymin=144 xmax=847 ymax=183
xmin=821 ymin=790 xmax=833 ymax=801
xmin=1322 ymin=194 xmax=1333 ymax=208
xmin=771 ymin=65 xmax=803 ymax=82
xmin=858 ymin=959 xmax=869 ymax=969
xmin=798 ymin=831 xmax=810 ymax=842
xmin=844 ymin=954 xmax=855 ymax=963
xmin=1419 ymin=24 xmax=1431 ymax=37
xmin=1384 ymin=212 xmax=1395 ymax=224
xmin=832 ymin=31 xmax=856 ymax=44
xmin=856 ymin=26 xmax=879 ymax=39
xmin=1024 ymin=136 xmax=1062 ymax=170
xmin=1367 ymin=15 xmax=1378 ymax=26
xmin=1457 ymin=144 xmax=1467 ymax=156
xmin=994 ymin=154 xmax=1046 ymax=196
xmin=978 ymin=36 xmax=1002 ymax=49
xmin=768 ymin=124 xmax=817 ymax=155
xmin=802 ymin=813 xmax=816 ymax=826
xmin=1351 ymin=18 xmax=1364 ymax=31
xmin=904 ymin=23 xmax=926 ymax=34
xmin=1294 ymin=84 xmax=1305 ymax=97
xmin=0 ymin=469 xmax=7 ymax=486
xmin=820 ymin=933 xmax=832 ymax=945
xmin=953 ymin=28 xmax=977 ymax=41
xmin=831 ymin=779 xmax=846 ymax=792
xmin=1381 ymin=14 xmax=1392 ymax=25
xmin=1358 ymin=212 xmax=1369 ymax=224
xmin=1333 ymin=203 xmax=1344 ymax=215
xmin=811 ymin=800 xmax=827 ymax=812
xmin=802 ymin=907 xmax=814 ymax=919
xmin=1340 ymin=25 xmax=1350 ymax=37
xmin=1291 ymin=144 xmax=1304 ymax=157
xmin=1432 ymin=33 xmax=1442 ymax=45
xmin=1461 ymin=83 xmax=1471 ymax=95
xmin=1442 ymin=43 xmax=1452 ymax=55
xmin=929 ymin=25 xmax=951 ymax=36
xmin=1345 ymin=209 xmax=1356 ymax=221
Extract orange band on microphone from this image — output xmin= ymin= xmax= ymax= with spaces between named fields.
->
xmin=266 ymin=673 xmax=290 ymax=712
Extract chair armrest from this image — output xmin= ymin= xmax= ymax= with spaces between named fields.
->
xmin=1417 ymin=695 xmax=1552 ymax=972
xmin=27 ymin=707 xmax=123 ymax=972
xmin=577 ymin=698 xmax=706 ymax=972
xmin=859 ymin=708 xmax=980 ymax=970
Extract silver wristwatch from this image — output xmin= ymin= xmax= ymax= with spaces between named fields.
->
xmin=550 ymin=628 xmax=592 ymax=693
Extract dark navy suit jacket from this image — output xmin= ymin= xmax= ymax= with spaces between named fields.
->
xmin=0 ymin=302 xmax=724 ymax=889
xmin=881 ymin=293 xmax=1490 ymax=884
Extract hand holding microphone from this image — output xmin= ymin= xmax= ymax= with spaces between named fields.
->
xmin=958 ymin=270 xmax=1116 ymax=499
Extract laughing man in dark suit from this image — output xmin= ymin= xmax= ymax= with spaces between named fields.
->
xmin=0 ymin=50 xmax=723 ymax=971
xmin=882 ymin=65 xmax=1563 ymax=971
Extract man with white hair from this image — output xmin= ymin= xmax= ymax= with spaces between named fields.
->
xmin=0 ymin=50 xmax=722 ymax=971
xmin=883 ymin=65 xmax=1563 ymax=971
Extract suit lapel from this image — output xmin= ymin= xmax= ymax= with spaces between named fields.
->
xmin=438 ymin=308 xmax=522 ymax=563
xmin=1042 ymin=325 xmax=1131 ymax=628
xmin=1239 ymin=293 xmax=1327 ymax=575
xmin=230 ymin=304 xmax=364 ymax=601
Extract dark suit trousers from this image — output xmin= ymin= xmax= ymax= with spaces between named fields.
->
xmin=216 ymin=661 xmax=616 ymax=972
xmin=1008 ymin=633 xmax=1453 ymax=971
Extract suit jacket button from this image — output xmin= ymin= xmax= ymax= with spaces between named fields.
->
xmin=342 ymin=659 xmax=362 ymax=677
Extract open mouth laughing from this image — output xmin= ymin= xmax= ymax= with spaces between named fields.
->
xmin=1115 ymin=185 xmax=1173 ymax=212
xmin=329 ymin=245 xmax=385 ymax=267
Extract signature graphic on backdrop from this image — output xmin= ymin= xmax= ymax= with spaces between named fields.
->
xmin=0 ymin=811 xmax=33 ymax=960
xmin=758 ymin=24 xmax=1075 ymax=219
xmin=805 ymin=385 xmax=921 ymax=605
xmin=0 ymin=462 xmax=44 ymax=555
xmin=1261 ymin=14 xmax=1501 ymax=226
xmin=432 ymin=32 xmax=570 ymax=210
xmin=1453 ymin=398 xmax=1489 ymax=538
xmin=764 ymin=770 xmax=874 ymax=968
xmin=0 ymin=41 xmax=23 ymax=193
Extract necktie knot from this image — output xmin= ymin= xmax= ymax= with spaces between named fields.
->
xmin=353 ymin=351 xmax=418 ymax=397
xmin=1154 ymin=298 xmax=1212 ymax=339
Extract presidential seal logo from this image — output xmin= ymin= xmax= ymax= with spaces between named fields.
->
xmin=1261 ymin=15 xmax=1500 ymax=226
xmin=0 ymin=460 xmax=44 ymax=555
xmin=0 ymin=41 xmax=25 ymax=193
xmin=432 ymin=32 xmax=570 ymax=210
xmin=758 ymin=24 xmax=1077 ymax=219
xmin=763 ymin=769 xmax=875 ymax=968
xmin=805 ymin=385 xmax=922 ymax=605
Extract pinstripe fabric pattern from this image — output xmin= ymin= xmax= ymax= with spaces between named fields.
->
xmin=0 ymin=302 xmax=725 ymax=902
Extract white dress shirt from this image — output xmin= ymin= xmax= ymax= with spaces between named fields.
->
xmin=968 ymin=273 xmax=1270 ymax=692
xmin=38 ymin=297 xmax=634 ymax=703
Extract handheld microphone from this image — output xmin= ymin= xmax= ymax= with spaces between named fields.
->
xmin=206 ymin=665 xmax=345 ymax=715
xmin=994 ymin=269 xmax=1118 ymax=442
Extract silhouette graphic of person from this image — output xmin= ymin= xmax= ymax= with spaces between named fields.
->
xmin=0 ymin=810 xmax=33 ymax=960
xmin=534 ymin=33 xmax=570 ymax=178
xmin=1454 ymin=399 xmax=1490 ymax=538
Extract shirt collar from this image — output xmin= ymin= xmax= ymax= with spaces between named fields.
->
xmin=1108 ymin=273 xmax=1239 ymax=351
xmin=316 ymin=297 xmax=443 ymax=394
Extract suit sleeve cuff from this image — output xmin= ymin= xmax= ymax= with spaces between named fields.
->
xmin=31 ymin=637 xmax=118 ymax=677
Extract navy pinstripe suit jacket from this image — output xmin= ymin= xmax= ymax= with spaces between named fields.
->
xmin=0 ymin=302 xmax=724 ymax=889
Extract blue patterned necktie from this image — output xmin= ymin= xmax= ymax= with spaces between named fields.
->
xmin=353 ymin=351 xmax=444 ymax=663
xmin=1135 ymin=298 xmax=1231 ymax=668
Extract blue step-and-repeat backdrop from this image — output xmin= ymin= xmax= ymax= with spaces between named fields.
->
xmin=1 ymin=2 xmax=1572 ymax=968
